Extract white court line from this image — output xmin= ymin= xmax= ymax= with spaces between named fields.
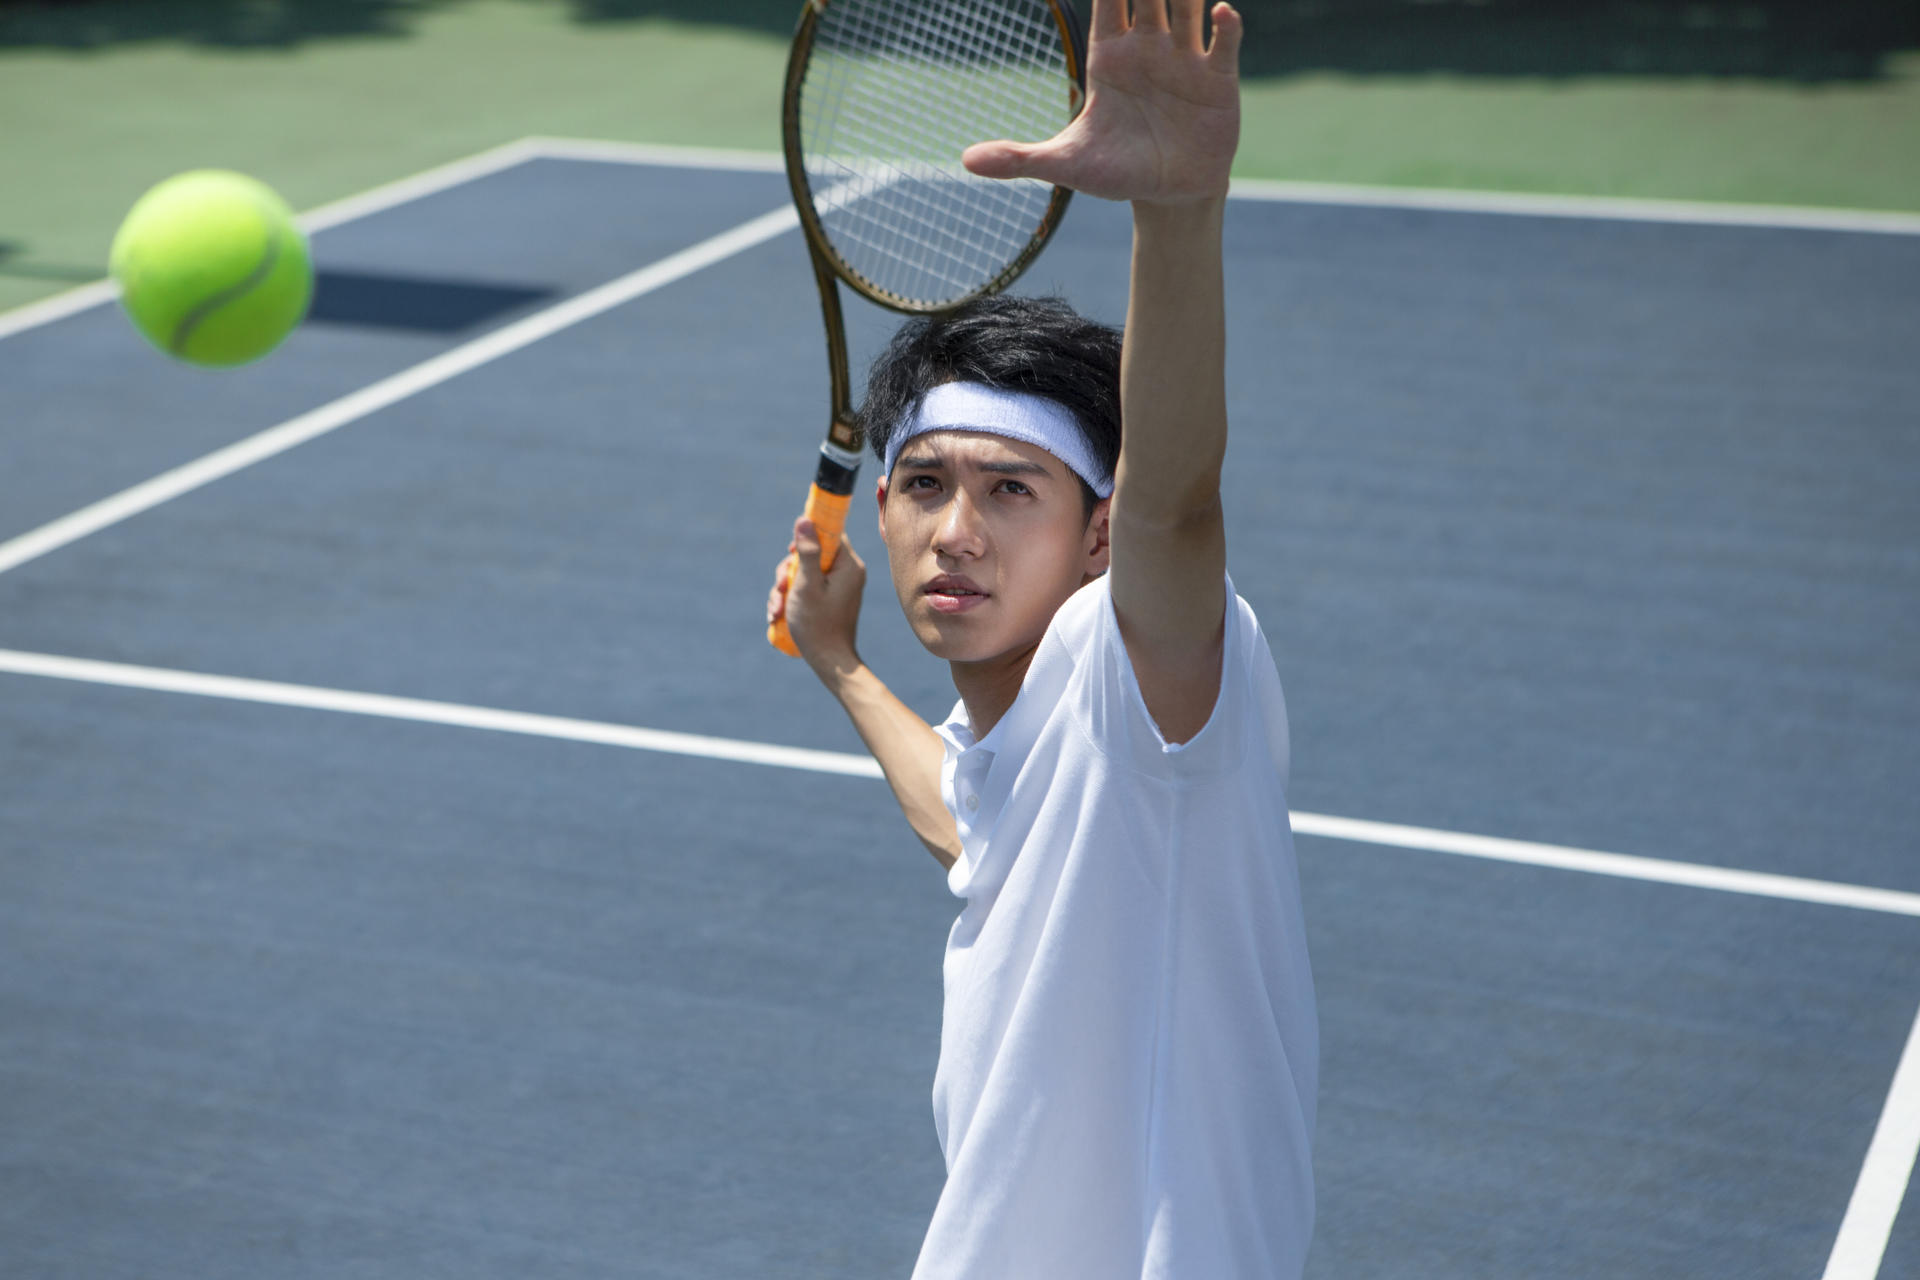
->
xmin=1824 ymin=1002 xmax=1920 ymax=1280
xmin=524 ymin=136 xmax=788 ymax=174
xmin=294 ymin=137 xmax=547 ymax=232
xmin=0 ymin=139 xmax=549 ymax=343
xmin=0 ymin=649 xmax=881 ymax=778
xmin=1225 ymin=176 xmax=1920 ymax=236
xmin=519 ymin=136 xmax=1920 ymax=235
xmin=5 ymin=134 xmax=1914 ymax=345
xmin=4 ymin=645 xmax=1919 ymax=921
xmin=1290 ymin=813 xmax=1920 ymax=918
xmin=0 ymin=201 xmax=800 ymax=579
xmin=0 ymin=279 xmax=119 ymax=342
xmin=530 ymin=131 xmax=1920 ymax=1279
xmin=0 ymin=137 xmax=784 ymax=343
xmin=9 ymin=131 xmax=1919 ymax=1264
xmin=4 ymin=646 xmax=1916 ymax=1270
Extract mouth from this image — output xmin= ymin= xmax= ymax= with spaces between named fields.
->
xmin=924 ymin=574 xmax=989 ymax=614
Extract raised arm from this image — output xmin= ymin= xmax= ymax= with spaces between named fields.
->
xmin=964 ymin=0 xmax=1242 ymax=743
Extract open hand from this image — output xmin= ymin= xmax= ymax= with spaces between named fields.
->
xmin=962 ymin=0 xmax=1241 ymax=205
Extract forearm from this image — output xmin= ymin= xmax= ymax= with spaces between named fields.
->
xmin=1106 ymin=195 xmax=1230 ymax=732
xmin=1116 ymin=197 xmax=1229 ymax=521
xmin=818 ymin=657 xmax=960 ymax=870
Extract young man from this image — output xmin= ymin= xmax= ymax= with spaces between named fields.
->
xmin=766 ymin=3 xmax=1316 ymax=1276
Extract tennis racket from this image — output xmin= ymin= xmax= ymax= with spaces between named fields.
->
xmin=767 ymin=0 xmax=1088 ymax=656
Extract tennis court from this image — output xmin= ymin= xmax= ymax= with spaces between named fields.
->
xmin=3 ymin=132 xmax=1918 ymax=1277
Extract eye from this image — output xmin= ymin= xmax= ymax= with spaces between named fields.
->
xmin=999 ymin=480 xmax=1033 ymax=497
xmin=902 ymin=474 xmax=939 ymax=491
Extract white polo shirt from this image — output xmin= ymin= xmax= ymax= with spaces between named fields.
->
xmin=910 ymin=571 xmax=1318 ymax=1280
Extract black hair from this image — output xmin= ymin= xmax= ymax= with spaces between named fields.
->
xmin=857 ymin=294 xmax=1122 ymax=524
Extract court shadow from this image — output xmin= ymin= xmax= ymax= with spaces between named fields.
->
xmin=7 ymin=0 xmax=1912 ymax=82
xmin=0 ymin=240 xmax=103 ymax=284
xmin=2 ymin=1 xmax=1913 ymax=82
xmin=305 ymin=269 xmax=557 ymax=335
xmin=0 ymin=0 xmax=448 ymax=48
xmin=1226 ymin=0 xmax=1919 ymax=83
xmin=567 ymin=0 xmax=1917 ymax=83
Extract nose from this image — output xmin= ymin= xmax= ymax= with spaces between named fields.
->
xmin=931 ymin=486 xmax=986 ymax=559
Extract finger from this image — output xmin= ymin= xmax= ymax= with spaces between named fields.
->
xmin=1169 ymin=0 xmax=1204 ymax=50
xmin=965 ymin=132 xmax=1083 ymax=188
xmin=1091 ymin=0 xmax=1126 ymax=39
xmin=963 ymin=138 xmax=1039 ymax=181
xmin=828 ymin=534 xmax=860 ymax=585
xmin=1130 ymin=0 xmax=1168 ymax=35
xmin=794 ymin=519 xmax=845 ymax=587
xmin=1207 ymin=1 xmax=1242 ymax=67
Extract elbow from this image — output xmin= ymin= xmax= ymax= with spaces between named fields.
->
xmin=1111 ymin=450 xmax=1225 ymax=528
xmin=1112 ymin=484 xmax=1224 ymax=535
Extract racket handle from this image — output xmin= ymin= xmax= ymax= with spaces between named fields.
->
xmin=768 ymin=483 xmax=853 ymax=657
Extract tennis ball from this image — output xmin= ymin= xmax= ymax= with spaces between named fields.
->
xmin=109 ymin=170 xmax=313 ymax=368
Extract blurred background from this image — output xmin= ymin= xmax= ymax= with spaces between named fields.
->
xmin=3 ymin=0 xmax=1918 ymax=317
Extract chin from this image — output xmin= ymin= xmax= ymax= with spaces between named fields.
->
xmin=912 ymin=618 xmax=986 ymax=662
xmin=915 ymin=609 xmax=1050 ymax=668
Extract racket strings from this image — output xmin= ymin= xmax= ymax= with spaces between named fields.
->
xmin=800 ymin=0 xmax=1076 ymax=307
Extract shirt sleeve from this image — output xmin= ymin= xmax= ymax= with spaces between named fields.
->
xmin=1070 ymin=569 xmax=1277 ymax=782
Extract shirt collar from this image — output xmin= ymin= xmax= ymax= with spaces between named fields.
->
xmin=933 ymin=697 xmax=1009 ymax=760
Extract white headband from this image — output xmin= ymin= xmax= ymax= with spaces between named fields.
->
xmin=882 ymin=382 xmax=1114 ymax=498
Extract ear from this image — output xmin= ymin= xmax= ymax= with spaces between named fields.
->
xmin=875 ymin=476 xmax=889 ymax=540
xmin=1084 ymin=495 xmax=1112 ymax=577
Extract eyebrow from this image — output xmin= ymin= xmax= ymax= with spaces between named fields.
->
xmin=895 ymin=453 xmax=1054 ymax=480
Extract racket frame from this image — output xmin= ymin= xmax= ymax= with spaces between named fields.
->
xmin=768 ymin=0 xmax=1087 ymax=657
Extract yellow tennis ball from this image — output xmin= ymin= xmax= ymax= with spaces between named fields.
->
xmin=109 ymin=170 xmax=313 ymax=368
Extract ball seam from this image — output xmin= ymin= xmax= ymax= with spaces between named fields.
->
xmin=167 ymin=198 xmax=288 ymax=357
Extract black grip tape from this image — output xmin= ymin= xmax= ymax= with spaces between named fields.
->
xmin=812 ymin=449 xmax=861 ymax=496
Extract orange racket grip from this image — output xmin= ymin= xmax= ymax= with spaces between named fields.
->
xmin=767 ymin=484 xmax=853 ymax=657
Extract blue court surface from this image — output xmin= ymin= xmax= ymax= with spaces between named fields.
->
xmin=3 ymin=142 xmax=1917 ymax=1279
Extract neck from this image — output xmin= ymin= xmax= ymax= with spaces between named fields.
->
xmin=950 ymin=642 xmax=1039 ymax=742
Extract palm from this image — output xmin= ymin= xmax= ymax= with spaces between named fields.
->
xmin=964 ymin=0 xmax=1241 ymax=204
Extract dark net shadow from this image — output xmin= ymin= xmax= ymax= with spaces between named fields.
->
xmin=0 ymin=0 xmax=451 ymax=47
xmin=0 ymin=239 xmax=104 ymax=284
xmin=305 ymin=269 xmax=557 ymax=335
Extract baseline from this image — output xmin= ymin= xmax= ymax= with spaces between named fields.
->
xmin=6 ymin=134 xmax=1911 ymax=347
xmin=0 ymin=139 xmax=550 ymax=342
xmin=527 ymin=137 xmax=1920 ymax=235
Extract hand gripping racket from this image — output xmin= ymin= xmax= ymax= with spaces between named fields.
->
xmin=767 ymin=0 xmax=1087 ymax=656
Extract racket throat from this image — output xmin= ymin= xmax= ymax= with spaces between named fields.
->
xmin=813 ymin=438 xmax=863 ymax=496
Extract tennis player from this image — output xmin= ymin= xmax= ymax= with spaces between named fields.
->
xmin=766 ymin=2 xmax=1316 ymax=1276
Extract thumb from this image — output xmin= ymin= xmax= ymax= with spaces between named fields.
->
xmin=793 ymin=516 xmax=824 ymax=576
xmin=963 ymin=139 xmax=1045 ymax=182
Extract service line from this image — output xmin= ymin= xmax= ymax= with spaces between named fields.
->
xmin=4 ymin=644 xmax=1917 ymax=921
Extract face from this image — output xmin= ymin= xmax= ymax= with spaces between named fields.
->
xmin=877 ymin=430 xmax=1110 ymax=666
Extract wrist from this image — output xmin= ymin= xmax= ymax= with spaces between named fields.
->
xmin=812 ymin=649 xmax=866 ymax=697
xmin=1131 ymin=193 xmax=1228 ymax=234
